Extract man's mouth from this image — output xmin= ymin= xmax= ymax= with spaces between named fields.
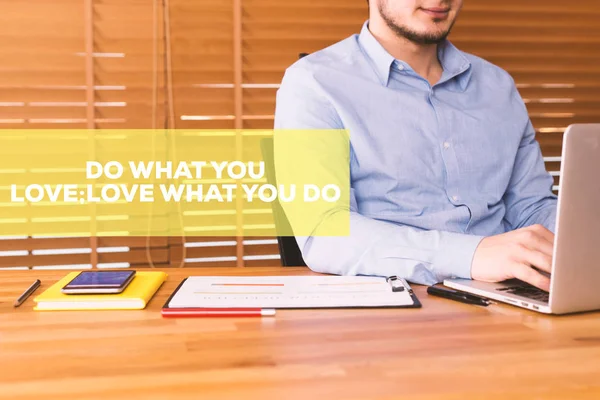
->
xmin=419 ymin=6 xmax=451 ymax=19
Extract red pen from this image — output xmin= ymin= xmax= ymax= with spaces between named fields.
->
xmin=161 ymin=307 xmax=276 ymax=318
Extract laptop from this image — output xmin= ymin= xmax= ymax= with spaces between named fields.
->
xmin=444 ymin=124 xmax=600 ymax=314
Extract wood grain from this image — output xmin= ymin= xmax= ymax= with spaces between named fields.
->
xmin=1 ymin=267 xmax=599 ymax=400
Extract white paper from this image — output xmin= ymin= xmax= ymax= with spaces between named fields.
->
xmin=168 ymin=276 xmax=414 ymax=308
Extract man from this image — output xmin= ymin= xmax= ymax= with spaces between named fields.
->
xmin=274 ymin=0 xmax=557 ymax=290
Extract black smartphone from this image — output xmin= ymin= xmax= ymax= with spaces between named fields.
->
xmin=61 ymin=270 xmax=136 ymax=294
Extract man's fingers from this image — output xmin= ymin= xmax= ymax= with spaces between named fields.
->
xmin=527 ymin=224 xmax=555 ymax=246
xmin=511 ymin=263 xmax=551 ymax=292
xmin=523 ymin=234 xmax=554 ymax=258
xmin=517 ymin=246 xmax=553 ymax=274
xmin=519 ymin=226 xmax=554 ymax=257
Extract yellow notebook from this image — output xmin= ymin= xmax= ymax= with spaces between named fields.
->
xmin=33 ymin=271 xmax=168 ymax=311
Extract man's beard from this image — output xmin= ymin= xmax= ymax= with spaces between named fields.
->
xmin=378 ymin=3 xmax=456 ymax=45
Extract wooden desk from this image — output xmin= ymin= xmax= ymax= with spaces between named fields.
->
xmin=1 ymin=267 xmax=599 ymax=400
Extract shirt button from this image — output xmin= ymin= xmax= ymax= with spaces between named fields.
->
xmin=397 ymin=64 xmax=405 ymax=71
xmin=443 ymin=142 xmax=450 ymax=149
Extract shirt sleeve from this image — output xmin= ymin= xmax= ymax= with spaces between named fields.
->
xmin=274 ymin=65 xmax=484 ymax=285
xmin=502 ymin=84 xmax=558 ymax=233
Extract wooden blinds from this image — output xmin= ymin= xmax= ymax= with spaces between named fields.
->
xmin=0 ymin=0 xmax=171 ymax=270
xmin=0 ymin=0 xmax=597 ymax=269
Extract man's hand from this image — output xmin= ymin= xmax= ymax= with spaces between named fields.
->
xmin=471 ymin=224 xmax=555 ymax=291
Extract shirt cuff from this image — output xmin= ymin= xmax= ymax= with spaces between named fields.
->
xmin=432 ymin=232 xmax=485 ymax=281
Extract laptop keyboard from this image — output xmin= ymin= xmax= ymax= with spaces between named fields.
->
xmin=496 ymin=283 xmax=550 ymax=303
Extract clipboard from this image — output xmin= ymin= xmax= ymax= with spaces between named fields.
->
xmin=162 ymin=275 xmax=421 ymax=311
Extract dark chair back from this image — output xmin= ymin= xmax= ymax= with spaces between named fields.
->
xmin=260 ymin=137 xmax=307 ymax=267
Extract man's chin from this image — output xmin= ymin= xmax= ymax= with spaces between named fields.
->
xmin=411 ymin=19 xmax=456 ymax=42
xmin=381 ymin=13 xmax=453 ymax=45
xmin=407 ymin=31 xmax=450 ymax=45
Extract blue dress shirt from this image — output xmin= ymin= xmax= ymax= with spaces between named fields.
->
xmin=274 ymin=22 xmax=557 ymax=285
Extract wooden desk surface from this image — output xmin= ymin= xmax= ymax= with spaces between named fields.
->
xmin=1 ymin=267 xmax=600 ymax=400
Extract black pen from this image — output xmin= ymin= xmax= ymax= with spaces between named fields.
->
xmin=427 ymin=286 xmax=491 ymax=306
xmin=14 ymin=279 xmax=41 ymax=307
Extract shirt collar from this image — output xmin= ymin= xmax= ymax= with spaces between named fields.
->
xmin=358 ymin=20 xmax=472 ymax=91
xmin=437 ymin=40 xmax=472 ymax=91
xmin=358 ymin=21 xmax=395 ymax=86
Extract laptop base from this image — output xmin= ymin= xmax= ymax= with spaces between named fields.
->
xmin=444 ymin=279 xmax=552 ymax=314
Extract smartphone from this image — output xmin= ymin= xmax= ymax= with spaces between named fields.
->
xmin=61 ymin=270 xmax=136 ymax=294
